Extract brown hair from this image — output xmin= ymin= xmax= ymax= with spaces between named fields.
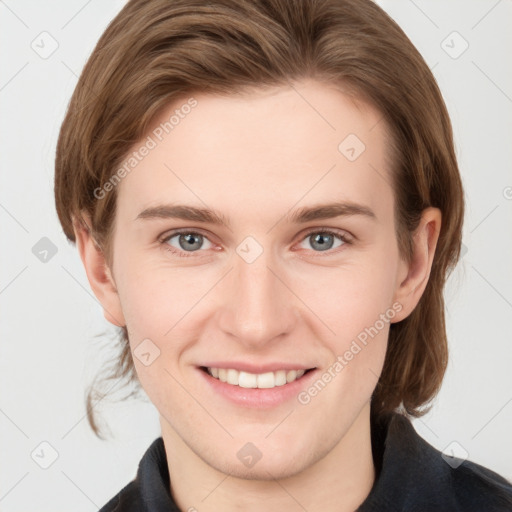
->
xmin=54 ymin=0 xmax=464 ymax=438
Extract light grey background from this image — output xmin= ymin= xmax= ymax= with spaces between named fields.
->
xmin=1 ymin=1 xmax=511 ymax=510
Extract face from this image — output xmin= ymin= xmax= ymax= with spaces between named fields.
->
xmin=91 ymin=79 xmax=417 ymax=479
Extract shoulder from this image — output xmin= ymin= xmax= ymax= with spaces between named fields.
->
xmin=448 ymin=456 xmax=512 ymax=511
xmin=359 ymin=412 xmax=512 ymax=511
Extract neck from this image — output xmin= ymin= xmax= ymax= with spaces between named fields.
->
xmin=161 ymin=402 xmax=375 ymax=512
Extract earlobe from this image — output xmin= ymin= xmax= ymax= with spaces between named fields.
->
xmin=392 ymin=207 xmax=442 ymax=322
xmin=73 ymin=213 xmax=126 ymax=328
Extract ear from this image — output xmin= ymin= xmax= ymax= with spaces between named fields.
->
xmin=392 ymin=207 xmax=442 ymax=322
xmin=73 ymin=212 xmax=126 ymax=327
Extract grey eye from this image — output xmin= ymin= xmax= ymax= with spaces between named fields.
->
xmin=299 ymin=232 xmax=345 ymax=252
xmin=166 ymin=232 xmax=213 ymax=252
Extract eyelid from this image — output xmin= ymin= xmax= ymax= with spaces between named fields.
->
xmin=159 ymin=227 xmax=213 ymax=244
xmin=300 ymin=226 xmax=354 ymax=242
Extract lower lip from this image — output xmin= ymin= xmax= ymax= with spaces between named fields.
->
xmin=197 ymin=368 xmax=318 ymax=408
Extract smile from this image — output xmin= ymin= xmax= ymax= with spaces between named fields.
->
xmin=205 ymin=367 xmax=309 ymax=389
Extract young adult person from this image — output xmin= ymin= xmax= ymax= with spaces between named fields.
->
xmin=54 ymin=0 xmax=512 ymax=510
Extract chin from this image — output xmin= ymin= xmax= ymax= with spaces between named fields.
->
xmin=208 ymin=451 xmax=314 ymax=482
xmin=199 ymin=433 xmax=329 ymax=482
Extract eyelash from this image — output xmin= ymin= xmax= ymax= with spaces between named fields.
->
xmin=159 ymin=228 xmax=352 ymax=258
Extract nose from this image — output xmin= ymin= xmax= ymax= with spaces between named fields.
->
xmin=216 ymin=240 xmax=297 ymax=350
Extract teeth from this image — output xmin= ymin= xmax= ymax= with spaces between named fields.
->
xmin=207 ymin=367 xmax=307 ymax=388
xmin=227 ymin=369 xmax=238 ymax=385
xmin=286 ymin=370 xmax=297 ymax=383
xmin=274 ymin=370 xmax=287 ymax=386
xmin=257 ymin=372 xmax=274 ymax=389
xmin=239 ymin=371 xmax=258 ymax=388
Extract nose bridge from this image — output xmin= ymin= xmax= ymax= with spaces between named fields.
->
xmin=219 ymin=236 xmax=295 ymax=346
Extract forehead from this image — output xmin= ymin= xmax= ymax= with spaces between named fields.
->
xmin=115 ymin=79 xmax=394 ymax=227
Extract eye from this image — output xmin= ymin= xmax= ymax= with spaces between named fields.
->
xmin=160 ymin=227 xmax=351 ymax=258
xmin=297 ymin=228 xmax=350 ymax=253
xmin=161 ymin=230 xmax=214 ymax=257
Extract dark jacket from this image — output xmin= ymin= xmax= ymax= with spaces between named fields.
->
xmin=99 ymin=412 xmax=512 ymax=511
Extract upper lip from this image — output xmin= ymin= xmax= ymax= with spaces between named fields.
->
xmin=200 ymin=362 xmax=316 ymax=373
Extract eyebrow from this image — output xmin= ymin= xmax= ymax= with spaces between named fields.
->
xmin=135 ymin=201 xmax=376 ymax=228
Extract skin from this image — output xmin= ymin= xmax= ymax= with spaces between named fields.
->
xmin=75 ymin=79 xmax=441 ymax=511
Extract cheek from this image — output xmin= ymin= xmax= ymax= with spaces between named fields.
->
xmin=299 ymin=265 xmax=395 ymax=411
xmin=116 ymin=257 xmax=202 ymax=336
xmin=114 ymin=261 xmax=217 ymax=407
xmin=298 ymin=252 xmax=399 ymax=397
xmin=306 ymin=257 xmax=400 ymax=340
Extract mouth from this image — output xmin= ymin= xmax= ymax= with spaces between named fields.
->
xmin=200 ymin=366 xmax=315 ymax=389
